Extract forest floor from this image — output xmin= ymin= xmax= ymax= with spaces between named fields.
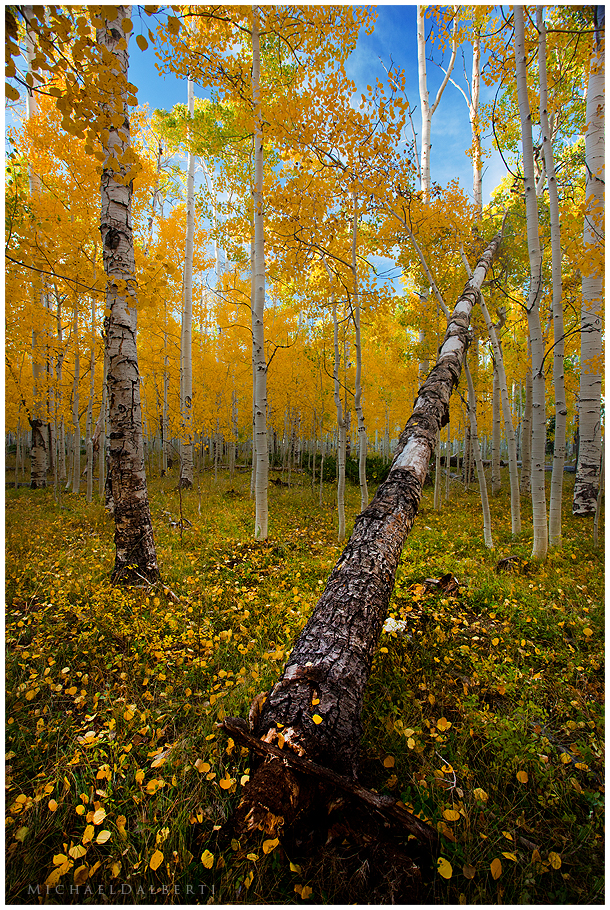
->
xmin=5 ymin=466 xmax=604 ymax=905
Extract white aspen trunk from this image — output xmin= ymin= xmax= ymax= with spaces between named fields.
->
xmin=521 ymin=365 xmax=533 ymax=496
xmin=251 ymin=15 xmax=269 ymax=538
xmin=144 ymin=139 xmax=163 ymax=257
xmin=471 ymin=34 xmax=482 ymax=219
xmin=180 ymin=75 xmax=195 ymax=489
xmin=515 ymin=6 xmax=547 ymax=560
xmin=491 ymin=362 xmax=502 ymax=494
xmin=97 ymin=7 xmax=158 ymax=582
xmin=574 ymin=12 xmax=604 ymax=515
xmin=99 ymin=326 xmax=108 ymax=502
xmin=417 ymin=6 xmax=431 ymax=202
xmin=71 ymin=299 xmax=81 ymax=494
xmin=162 ymin=300 xmax=169 ymax=476
xmin=85 ymin=293 xmax=96 ymax=503
xmin=460 ymin=248 xmax=521 ymax=532
xmin=445 ymin=421 xmax=450 ymax=501
xmin=319 ymin=432 xmax=325 ymax=506
xmin=538 ymin=8 xmax=567 ymax=546
xmin=334 ymin=301 xmax=347 ymax=543
xmin=433 ymin=428 xmax=442 ymax=510
xmin=464 ymin=359 xmax=493 ymax=547
xmin=350 ymin=193 xmax=368 ymax=511
xmin=231 ymin=388 xmax=238 ymax=479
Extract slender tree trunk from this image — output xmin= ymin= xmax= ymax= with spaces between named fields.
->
xmin=247 ymin=227 xmax=504 ymax=787
xmin=351 ymin=193 xmax=368 ymax=511
xmin=433 ymin=429 xmax=442 ymax=510
xmin=252 ymin=7 xmax=269 ymax=538
xmin=464 ymin=359 xmax=493 ymax=548
xmin=521 ymin=363 xmax=533 ymax=495
xmin=573 ymin=10 xmax=604 ymax=515
xmin=515 ymin=6 xmax=547 ymax=559
xmin=85 ymin=293 xmax=96 ymax=503
xmin=538 ymin=8 xmax=567 ymax=546
xmin=180 ymin=76 xmax=195 ymax=489
xmin=71 ymin=298 xmax=81 ymax=494
xmin=97 ymin=7 xmax=158 ymax=582
xmin=491 ymin=363 xmax=502 ymax=494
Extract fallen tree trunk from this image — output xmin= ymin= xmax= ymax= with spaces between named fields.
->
xmin=223 ymin=223 xmax=505 ymax=849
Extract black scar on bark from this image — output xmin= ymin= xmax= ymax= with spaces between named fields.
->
xmin=104 ymin=227 xmax=122 ymax=250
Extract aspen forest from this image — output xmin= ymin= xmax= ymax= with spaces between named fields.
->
xmin=5 ymin=5 xmax=604 ymax=905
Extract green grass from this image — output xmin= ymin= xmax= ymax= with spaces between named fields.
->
xmin=5 ymin=466 xmax=604 ymax=904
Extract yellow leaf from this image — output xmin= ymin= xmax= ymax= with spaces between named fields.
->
xmin=6 ymin=83 xmax=20 ymax=102
xmin=548 ymin=852 xmax=562 ymax=870
xmin=74 ymin=865 xmax=89 ymax=885
xmin=53 ymin=854 xmax=68 ymax=865
xmin=383 ymin=755 xmax=395 ymax=768
xmin=436 ymin=717 xmax=451 ymax=732
xmin=263 ymin=837 xmax=279 ymax=854
xmin=136 ymin=34 xmax=148 ymax=51
xmin=82 ymin=825 xmax=94 ymax=845
xmin=195 ymin=758 xmax=210 ymax=773
xmin=69 ymin=845 xmax=87 ymax=859
xmin=502 ymin=852 xmax=518 ymax=862
xmin=290 ymin=861 xmax=302 ymax=873
xmin=437 ymin=856 xmax=452 ymax=879
xmin=312 ymin=714 xmax=322 ymax=725
xmin=560 ymin=752 xmax=571 ymax=764
xmin=201 ymin=849 xmax=214 ymax=869
xmin=240 ymin=774 xmax=250 ymax=786
xmin=167 ymin=15 xmax=181 ymax=34
xmin=149 ymin=849 xmax=164 ymax=871
xmin=124 ymin=709 xmax=134 ymax=721
xmin=490 ymin=857 xmax=502 ymax=880
xmin=473 ymin=788 xmax=488 ymax=802
xmin=219 ymin=776 xmax=235 ymax=790
xmin=300 ymin=885 xmax=313 ymax=899
xmin=247 ymin=853 xmax=258 ymax=861
xmin=516 ymin=770 xmax=529 ymax=783
xmin=407 ymin=737 xmax=415 ymax=750
xmin=443 ymin=809 xmax=460 ymax=822
xmin=96 ymin=830 xmax=111 ymax=844
xmin=532 ymin=848 xmax=541 ymax=862
xmin=76 ymin=804 xmax=85 ymax=816
xmin=111 ymin=862 xmax=121 ymax=878
xmin=583 ymin=627 xmax=593 ymax=637
xmin=48 ymin=799 xmax=58 ymax=812
xmin=92 ymin=808 xmax=106 ymax=825
xmin=135 ymin=770 xmax=144 ymax=785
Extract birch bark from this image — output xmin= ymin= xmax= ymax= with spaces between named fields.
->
xmin=514 ymin=6 xmax=547 ymax=559
xmin=97 ymin=7 xmax=158 ymax=582
xmin=573 ymin=9 xmax=604 ymax=515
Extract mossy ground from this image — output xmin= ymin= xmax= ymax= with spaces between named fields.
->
xmin=5 ymin=466 xmax=604 ymax=904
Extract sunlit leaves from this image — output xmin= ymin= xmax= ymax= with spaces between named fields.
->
xmin=437 ymin=856 xmax=453 ymax=879
xmin=490 ymin=857 xmax=502 ymax=880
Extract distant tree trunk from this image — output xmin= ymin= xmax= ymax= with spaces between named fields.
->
xmin=520 ymin=363 xmax=533 ymax=496
xmin=97 ymin=7 xmax=158 ymax=583
xmin=332 ymin=302 xmax=347 ymax=543
xmin=538 ymin=8 xmax=567 ymax=546
xmin=350 ymin=193 xmax=368 ymax=511
xmin=573 ymin=8 xmax=604 ymax=515
xmin=246 ymin=227 xmax=503 ymax=790
xmin=515 ymin=6 xmax=547 ymax=560
xmin=71 ymin=298 xmax=81 ymax=494
xmin=491 ymin=363 xmax=501 ymax=494
xmin=464 ymin=359 xmax=493 ymax=548
xmin=433 ymin=428 xmax=442 ymax=510
xmin=85 ymin=291 xmax=96 ymax=503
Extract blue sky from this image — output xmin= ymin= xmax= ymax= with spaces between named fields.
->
xmin=127 ymin=5 xmax=507 ymax=208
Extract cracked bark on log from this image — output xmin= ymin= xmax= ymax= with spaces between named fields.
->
xmin=221 ymin=225 xmax=505 ymax=847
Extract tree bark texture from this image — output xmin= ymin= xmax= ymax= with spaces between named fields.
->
xmin=573 ymin=12 xmax=604 ymax=515
xmin=97 ymin=8 xmax=158 ymax=583
xmin=252 ymin=227 xmax=504 ymax=779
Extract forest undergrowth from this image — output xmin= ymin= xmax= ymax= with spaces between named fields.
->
xmin=5 ymin=467 xmax=604 ymax=904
